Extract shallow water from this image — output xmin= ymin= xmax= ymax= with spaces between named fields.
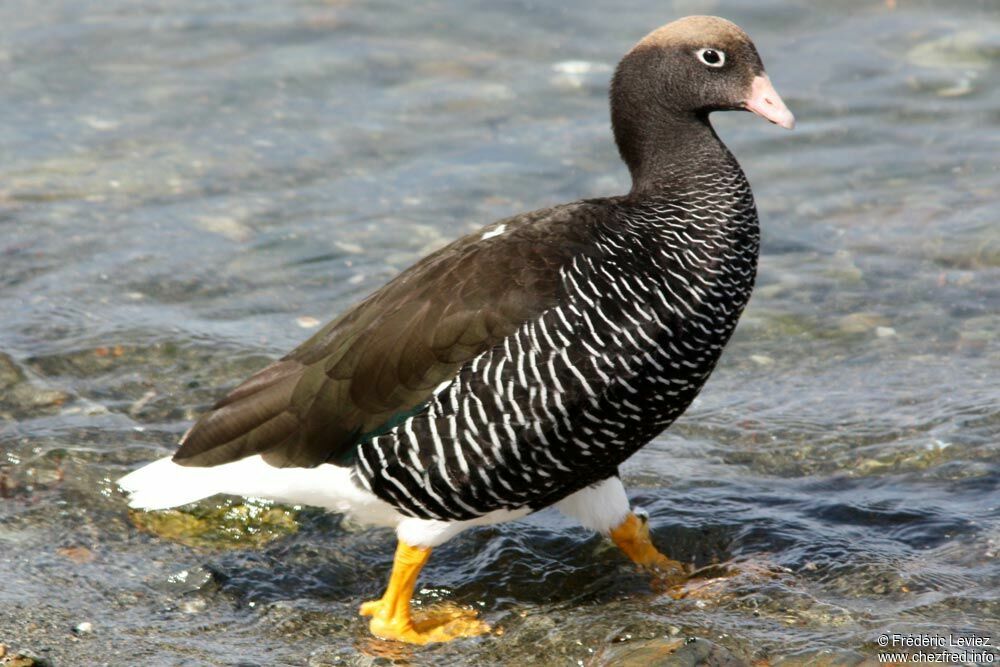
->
xmin=1 ymin=0 xmax=998 ymax=665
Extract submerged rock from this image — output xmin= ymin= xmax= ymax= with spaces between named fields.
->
xmin=129 ymin=498 xmax=298 ymax=549
xmin=0 ymin=646 xmax=52 ymax=667
xmin=0 ymin=352 xmax=26 ymax=389
xmin=0 ymin=351 xmax=70 ymax=416
xmin=595 ymin=636 xmax=745 ymax=667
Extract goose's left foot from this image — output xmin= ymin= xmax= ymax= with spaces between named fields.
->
xmin=359 ymin=540 xmax=489 ymax=644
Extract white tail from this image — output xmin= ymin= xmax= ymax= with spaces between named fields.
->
xmin=117 ymin=455 xmax=403 ymax=528
xmin=118 ymin=456 xmax=222 ymax=510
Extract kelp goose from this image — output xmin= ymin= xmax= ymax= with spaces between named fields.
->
xmin=120 ymin=15 xmax=793 ymax=644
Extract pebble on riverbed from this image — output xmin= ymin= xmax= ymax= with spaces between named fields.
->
xmin=836 ymin=312 xmax=890 ymax=335
xmin=875 ymin=326 xmax=897 ymax=338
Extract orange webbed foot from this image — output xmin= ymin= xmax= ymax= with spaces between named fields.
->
xmin=361 ymin=597 xmax=488 ymax=644
xmin=610 ymin=512 xmax=690 ymax=589
xmin=359 ymin=540 xmax=489 ymax=644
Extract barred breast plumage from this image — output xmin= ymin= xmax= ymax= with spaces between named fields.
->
xmin=356 ymin=157 xmax=760 ymax=520
xmin=119 ymin=14 xmax=794 ymax=645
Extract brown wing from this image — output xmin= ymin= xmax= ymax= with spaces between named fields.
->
xmin=172 ymin=200 xmax=607 ymax=468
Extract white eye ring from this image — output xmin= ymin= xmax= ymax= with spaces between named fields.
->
xmin=696 ymin=48 xmax=725 ymax=68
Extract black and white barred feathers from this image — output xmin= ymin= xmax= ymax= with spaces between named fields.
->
xmin=354 ymin=160 xmax=759 ymax=521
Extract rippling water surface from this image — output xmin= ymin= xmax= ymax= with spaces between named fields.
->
xmin=1 ymin=1 xmax=998 ymax=665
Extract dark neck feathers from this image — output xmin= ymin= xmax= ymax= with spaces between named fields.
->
xmin=610 ymin=48 xmax=742 ymax=198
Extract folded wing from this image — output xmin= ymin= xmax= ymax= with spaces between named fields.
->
xmin=172 ymin=202 xmax=600 ymax=468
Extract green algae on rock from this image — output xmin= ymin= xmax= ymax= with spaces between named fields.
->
xmin=129 ymin=498 xmax=298 ymax=550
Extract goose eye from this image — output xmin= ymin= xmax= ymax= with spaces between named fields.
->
xmin=696 ymin=48 xmax=725 ymax=67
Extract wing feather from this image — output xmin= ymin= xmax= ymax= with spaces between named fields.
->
xmin=173 ymin=200 xmax=608 ymax=468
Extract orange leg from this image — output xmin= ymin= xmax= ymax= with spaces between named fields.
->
xmin=609 ymin=512 xmax=687 ymax=584
xmin=359 ymin=539 xmax=488 ymax=644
